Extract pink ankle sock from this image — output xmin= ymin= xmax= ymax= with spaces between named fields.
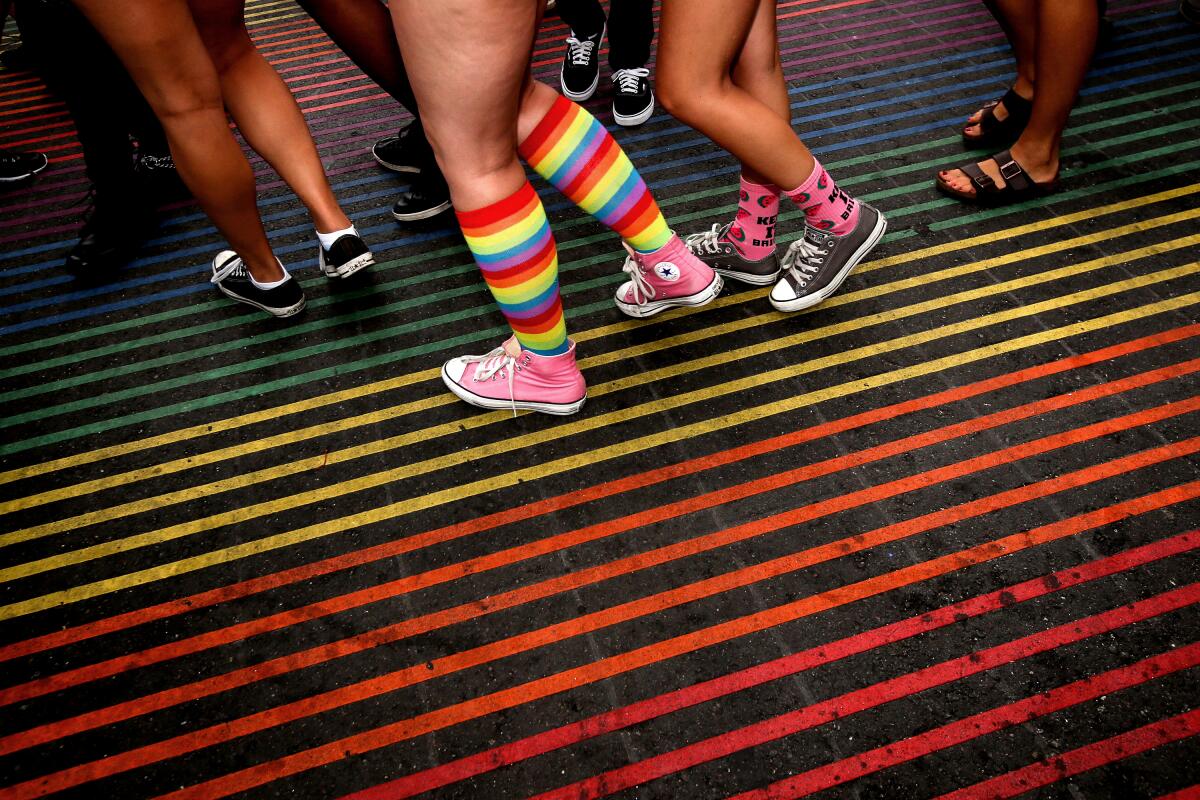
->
xmin=784 ymin=158 xmax=859 ymax=235
xmin=725 ymin=176 xmax=780 ymax=260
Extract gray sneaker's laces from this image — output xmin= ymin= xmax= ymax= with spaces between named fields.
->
xmin=781 ymin=238 xmax=828 ymax=285
xmin=565 ymin=36 xmax=596 ymax=66
xmin=613 ymin=67 xmax=649 ymax=93
xmin=685 ymin=223 xmax=729 ymax=256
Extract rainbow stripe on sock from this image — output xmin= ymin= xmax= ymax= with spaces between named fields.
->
xmin=520 ymin=94 xmax=671 ymax=254
xmin=456 ymin=181 xmax=568 ymax=356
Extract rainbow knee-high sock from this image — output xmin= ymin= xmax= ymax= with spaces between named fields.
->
xmin=519 ymin=93 xmax=672 ymax=254
xmin=456 ymin=181 xmax=568 ymax=356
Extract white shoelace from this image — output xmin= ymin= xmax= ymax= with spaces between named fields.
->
xmin=466 ymin=346 xmax=520 ymax=415
xmin=621 ymin=248 xmax=657 ymax=305
xmin=565 ymin=36 xmax=597 ymax=66
xmin=613 ymin=67 xmax=649 ymax=94
xmin=685 ymin=223 xmax=729 ymax=256
xmin=781 ymin=238 xmax=828 ymax=288
xmin=210 ymin=255 xmax=246 ymax=284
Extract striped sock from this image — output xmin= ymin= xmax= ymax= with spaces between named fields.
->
xmin=519 ymin=93 xmax=672 ymax=254
xmin=456 ymin=181 xmax=569 ymax=356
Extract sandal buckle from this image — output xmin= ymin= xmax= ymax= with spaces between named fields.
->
xmin=999 ymin=159 xmax=1022 ymax=181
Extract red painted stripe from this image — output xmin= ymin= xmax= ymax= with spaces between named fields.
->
xmin=1159 ymin=785 xmax=1200 ymax=800
xmin=726 ymin=639 xmax=1200 ymax=799
xmin=344 ymin=529 xmax=1200 ymax=800
xmin=2 ymin=326 xmax=1191 ymax=673
xmin=15 ymin=470 xmax=1197 ymax=800
xmin=534 ymin=586 xmax=1200 ymax=800
xmin=935 ymin=710 xmax=1200 ymax=800
xmin=4 ymin=360 xmax=1194 ymax=723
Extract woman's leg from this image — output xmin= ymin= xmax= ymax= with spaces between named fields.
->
xmin=965 ymin=0 xmax=1038 ymax=134
xmin=188 ymin=0 xmax=352 ymax=235
xmin=941 ymin=0 xmax=1097 ymax=195
xmin=70 ymin=0 xmax=282 ymax=282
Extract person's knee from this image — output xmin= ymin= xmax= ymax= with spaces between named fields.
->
xmin=425 ymin=126 xmax=518 ymax=188
xmin=151 ymin=80 xmax=224 ymax=128
xmin=658 ymin=68 xmax=721 ymax=125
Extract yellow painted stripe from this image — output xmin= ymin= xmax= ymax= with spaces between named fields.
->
xmin=2 ymin=213 xmax=1197 ymax=536
xmin=0 ymin=266 xmax=1194 ymax=621
xmin=3 ymin=205 xmax=1199 ymax=532
xmin=1 ymin=183 xmax=1195 ymax=496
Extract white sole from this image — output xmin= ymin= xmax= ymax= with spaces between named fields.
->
xmin=560 ymin=67 xmax=599 ymax=102
xmin=319 ymin=247 xmax=375 ymax=279
xmin=0 ymin=159 xmax=46 ymax=183
xmin=770 ymin=213 xmax=888 ymax=313
xmin=371 ymin=148 xmax=421 ymax=174
xmin=217 ymin=284 xmax=307 ymax=318
xmin=714 ymin=266 xmax=781 ymax=286
xmin=441 ymin=364 xmax=587 ymax=415
xmin=613 ymin=94 xmax=655 ymax=127
xmin=614 ymin=273 xmax=724 ymax=318
xmin=392 ymin=200 xmax=452 ymax=222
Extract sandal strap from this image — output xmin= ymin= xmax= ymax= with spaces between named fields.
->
xmin=991 ymin=150 xmax=1033 ymax=193
xmin=976 ymin=88 xmax=1032 ymax=136
xmin=960 ymin=160 xmax=998 ymax=193
xmin=999 ymin=87 xmax=1034 ymax=118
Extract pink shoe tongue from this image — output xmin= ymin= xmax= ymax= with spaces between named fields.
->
xmin=502 ymin=336 xmax=523 ymax=359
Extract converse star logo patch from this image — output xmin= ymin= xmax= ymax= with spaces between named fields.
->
xmin=654 ymin=262 xmax=681 ymax=281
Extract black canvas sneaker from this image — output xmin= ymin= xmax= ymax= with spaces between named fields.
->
xmin=319 ymin=232 xmax=374 ymax=279
xmin=612 ymin=67 xmax=654 ymax=127
xmin=560 ymin=27 xmax=604 ymax=101
xmin=685 ymin=223 xmax=780 ymax=286
xmin=210 ymin=251 xmax=306 ymax=317
xmin=392 ymin=168 xmax=452 ymax=221
xmin=769 ymin=203 xmax=887 ymax=313
xmin=0 ymin=150 xmax=48 ymax=183
xmin=372 ymin=121 xmax=434 ymax=173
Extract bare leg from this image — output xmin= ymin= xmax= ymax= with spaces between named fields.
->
xmin=70 ymin=0 xmax=282 ymax=281
xmin=729 ymin=0 xmax=791 ymax=185
xmin=189 ymin=0 xmax=351 ymax=234
xmin=942 ymin=0 xmax=1097 ymax=194
xmin=657 ymin=0 xmax=816 ymax=189
xmin=965 ymin=0 xmax=1038 ymax=135
xmin=297 ymin=0 xmax=420 ymax=112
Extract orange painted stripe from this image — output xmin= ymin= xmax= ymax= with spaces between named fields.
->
xmin=3 ymin=326 xmax=1193 ymax=670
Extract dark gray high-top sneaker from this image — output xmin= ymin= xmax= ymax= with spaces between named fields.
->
xmin=684 ymin=222 xmax=781 ymax=286
xmin=769 ymin=203 xmax=886 ymax=313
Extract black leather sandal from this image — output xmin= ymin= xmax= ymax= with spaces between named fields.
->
xmin=935 ymin=149 xmax=1060 ymax=206
xmin=963 ymin=88 xmax=1033 ymax=149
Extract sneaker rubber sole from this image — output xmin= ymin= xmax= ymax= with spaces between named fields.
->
xmin=0 ymin=154 xmax=49 ymax=183
xmin=371 ymin=144 xmax=421 ymax=174
xmin=560 ymin=67 xmax=599 ymax=102
xmin=713 ymin=264 xmax=782 ymax=286
xmin=613 ymin=93 xmax=655 ymax=127
xmin=770 ymin=213 xmax=887 ymax=313
xmin=614 ymin=272 xmax=724 ymax=319
xmin=319 ymin=247 xmax=375 ymax=279
xmin=216 ymin=285 xmax=307 ymax=318
xmin=440 ymin=364 xmax=588 ymax=415
xmin=392 ymin=199 xmax=453 ymax=222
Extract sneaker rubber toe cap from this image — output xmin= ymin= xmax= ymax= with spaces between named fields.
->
xmin=443 ymin=357 xmax=469 ymax=385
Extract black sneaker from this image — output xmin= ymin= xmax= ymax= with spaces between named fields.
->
xmin=684 ymin=223 xmax=781 ymax=286
xmin=560 ymin=27 xmax=604 ymax=101
xmin=0 ymin=150 xmax=49 ymax=183
xmin=392 ymin=168 xmax=452 ymax=221
xmin=1182 ymin=0 xmax=1200 ymax=24
xmin=769 ymin=203 xmax=887 ymax=313
xmin=64 ymin=197 xmax=156 ymax=275
xmin=319 ymin=231 xmax=374 ymax=279
xmin=210 ymin=251 xmax=306 ymax=317
xmin=372 ymin=120 xmax=434 ymax=173
xmin=612 ymin=67 xmax=654 ymax=127
xmin=135 ymin=152 xmax=190 ymax=201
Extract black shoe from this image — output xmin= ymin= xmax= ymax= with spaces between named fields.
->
xmin=0 ymin=150 xmax=49 ymax=183
xmin=560 ymin=27 xmax=604 ymax=101
xmin=612 ymin=67 xmax=654 ymax=127
xmin=64 ymin=199 xmax=156 ymax=275
xmin=769 ymin=204 xmax=887 ymax=312
xmin=1182 ymin=0 xmax=1200 ymax=24
xmin=684 ymin=223 xmax=781 ymax=286
xmin=319 ymin=231 xmax=374 ymax=279
xmin=392 ymin=169 xmax=452 ymax=221
xmin=135 ymin=152 xmax=190 ymax=201
xmin=211 ymin=251 xmax=306 ymax=318
xmin=372 ymin=121 xmax=434 ymax=173
xmin=0 ymin=44 xmax=38 ymax=71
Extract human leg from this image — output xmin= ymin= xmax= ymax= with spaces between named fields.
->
xmin=963 ymin=0 xmax=1037 ymax=145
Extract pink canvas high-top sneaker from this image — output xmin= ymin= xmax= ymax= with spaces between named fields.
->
xmin=441 ymin=336 xmax=588 ymax=415
xmin=614 ymin=233 xmax=723 ymax=318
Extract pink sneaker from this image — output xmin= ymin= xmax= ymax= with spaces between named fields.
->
xmin=614 ymin=233 xmax=723 ymax=318
xmin=441 ymin=336 xmax=588 ymax=415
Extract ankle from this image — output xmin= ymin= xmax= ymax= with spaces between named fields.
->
xmin=1013 ymin=75 xmax=1036 ymax=99
xmin=1009 ymin=140 xmax=1058 ymax=175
